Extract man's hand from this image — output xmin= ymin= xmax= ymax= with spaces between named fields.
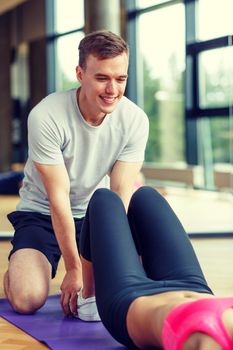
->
xmin=60 ymin=268 xmax=83 ymax=316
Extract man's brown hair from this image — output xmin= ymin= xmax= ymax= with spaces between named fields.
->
xmin=78 ymin=30 xmax=129 ymax=69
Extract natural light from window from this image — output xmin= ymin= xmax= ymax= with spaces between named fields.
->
xmin=198 ymin=0 xmax=233 ymax=40
xmin=54 ymin=0 xmax=84 ymax=33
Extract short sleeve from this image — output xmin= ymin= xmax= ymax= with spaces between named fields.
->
xmin=28 ymin=107 xmax=64 ymax=165
xmin=117 ymin=111 xmax=149 ymax=162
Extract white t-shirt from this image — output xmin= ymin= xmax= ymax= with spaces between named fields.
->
xmin=17 ymin=89 xmax=149 ymax=217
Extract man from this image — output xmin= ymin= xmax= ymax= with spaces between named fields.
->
xmin=4 ymin=30 xmax=149 ymax=320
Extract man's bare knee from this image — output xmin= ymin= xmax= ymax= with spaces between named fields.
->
xmin=5 ymin=249 xmax=51 ymax=314
xmin=9 ymin=288 xmax=48 ymax=314
xmin=5 ymin=268 xmax=48 ymax=314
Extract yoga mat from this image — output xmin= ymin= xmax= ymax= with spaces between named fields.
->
xmin=0 ymin=295 xmax=126 ymax=350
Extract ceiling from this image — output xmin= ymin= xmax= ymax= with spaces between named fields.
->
xmin=0 ymin=0 xmax=28 ymax=15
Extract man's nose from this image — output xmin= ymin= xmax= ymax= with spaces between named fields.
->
xmin=106 ymin=80 xmax=116 ymax=94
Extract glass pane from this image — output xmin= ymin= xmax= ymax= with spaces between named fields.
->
xmin=56 ymin=32 xmax=84 ymax=91
xmin=198 ymin=0 xmax=233 ymax=40
xmin=55 ymin=0 xmax=84 ymax=33
xmin=138 ymin=4 xmax=185 ymax=164
xmin=137 ymin=0 xmax=168 ymax=9
xmin=210 ymin=118 xmax=231 ymax=164
xmin=196 ymin=117 xmax=232 ymax=190
xmin=199 ymin=47 xmax=233 ymax=108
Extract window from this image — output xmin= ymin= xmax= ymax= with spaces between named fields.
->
xmin=199 ymin=47 xmax=233 ymax=109
xmin=127 ymin=0 xmax=232 ymax=192
xmin=186 ymin=0 xmax=233 ymax=190
xmin=55 ymin=0 xmax=84 ymax=33
xmin=198 ymin=0 xmax=233 ymax=41
xmin=136 ymin=0 xmax=169 ymax=8
xmin=56 ymin=32 xmax=84 ymax=91
xmin=136 ymin=3 xmax=185 ymax=164
xmin=46 ymin=0 xmax=84 ymax=92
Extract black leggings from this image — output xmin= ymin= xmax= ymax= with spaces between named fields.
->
xmin=80 ymin=187 xmax=213 ymax=349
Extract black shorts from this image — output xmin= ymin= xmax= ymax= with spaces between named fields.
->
xmin=8 ymin=211 xmax=84 ymax=278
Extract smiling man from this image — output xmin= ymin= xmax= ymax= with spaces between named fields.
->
xmin=4 ymin=30 xmax=149 ymax=321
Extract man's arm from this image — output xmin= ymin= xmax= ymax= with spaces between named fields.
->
xmin=34 ymin=162 xmax=82 ymax=316
xmin=110 ymin=160 xmax=143 ymax=212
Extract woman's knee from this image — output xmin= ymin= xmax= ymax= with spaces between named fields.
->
xmin=90 ymin=188 xmax=122 ymax=208
xmin=130 ymin=186 xmax=159 ymax=208
xmin=134 ymin=186 xmax=158 ymax=198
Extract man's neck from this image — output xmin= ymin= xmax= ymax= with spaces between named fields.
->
xmin=76 ymin=88 xmax=106 ymax=126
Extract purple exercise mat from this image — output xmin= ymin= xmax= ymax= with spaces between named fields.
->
xmin=0 ymin=295 xmax=126 ymax=350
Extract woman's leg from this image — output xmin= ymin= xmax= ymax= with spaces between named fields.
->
xmin=80 ymin=188 xmax=231 ymax=350
xmin=128 ymin=186 xmax=208 ymax=286
xmin=80 ymin=188 xmax=147 ymax=298
xmin=80 ymin=188 xmax=211 ymax=348
xmin=80 ymin=188 xmax=150 ymax=347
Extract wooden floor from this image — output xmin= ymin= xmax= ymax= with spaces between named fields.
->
xmin=0 ymin=194 xmax=233 ymax=349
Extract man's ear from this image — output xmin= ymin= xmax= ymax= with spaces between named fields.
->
xmin=76 ymin=65 xmax=83 ymax=82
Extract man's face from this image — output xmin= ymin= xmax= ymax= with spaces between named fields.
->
xmin=76 ymin=53 xmax=128 ymax=119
